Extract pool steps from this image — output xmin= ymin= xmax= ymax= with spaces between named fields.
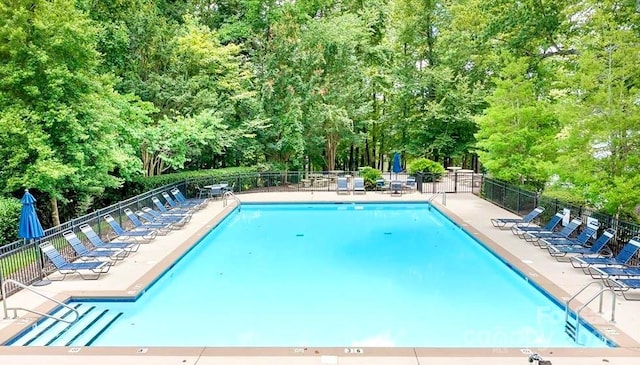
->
xmin=8 ymin=303 xmax=123 ymax=346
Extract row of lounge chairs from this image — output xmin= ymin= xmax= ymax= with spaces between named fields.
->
xmin=38 ymin=188 xmax=207 ymax=281
xmin=337 ymin=177 xmax=366 ymax=194
xmin=492 ymin=207 xmax=640 ymax=300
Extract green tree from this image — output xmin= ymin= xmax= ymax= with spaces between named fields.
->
xmin=475 ymin=56 xmax=559 ymax=190
xmin=551 ymin=0 xmax=640 ymax=217
xmin=0 ymin=0 xmax=147 ymax=225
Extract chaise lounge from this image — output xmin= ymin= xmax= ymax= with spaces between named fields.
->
xmin=353 ymin=177 xmax=366 ymax=194
xmin=490 ymin=207 xmax=544 ymax=230
xmin=336 ymin=177 xmax=350 ymax=194
xmin=39 ymin=242 xmax=111 ymax=280
xmin=547 ymin=228 xmax=614 ymax=262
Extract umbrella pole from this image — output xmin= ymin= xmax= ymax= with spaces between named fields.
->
xmin=32 ymin=240 xmax=51 ymax=287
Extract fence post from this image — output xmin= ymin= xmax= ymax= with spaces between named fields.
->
xmin=454 ymin=171 xmax=458 ymax=193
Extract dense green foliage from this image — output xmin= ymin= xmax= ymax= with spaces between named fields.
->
xmin=1 ymin=0 xmax=639 ymax=225
xmin=407 ymin=157 xmax=446 ymax=181
xmin=359 ymin=167 xmax=383 ymax=190
xmin=0 ymin=197 xmax=21 ymax=244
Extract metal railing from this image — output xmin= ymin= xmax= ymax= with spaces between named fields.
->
xmin=1 ymin=278 xmax=78 ymax=324
xmin=481 ymin=177 xmax=640 ymax=264
xmin=0 ymin=181 xmax=186 ymax=297
xmin=564 ymin=280 xmax=616 ymax=344
xmin=428 ymin=192 xmax=447 ymax=206
xmin=223 ymin=191 xmax=241 ymax=211
xmin=0 ymin=169 xmax=481 ymax=299
xmin=416 ymin=171 xmax=482 ymax=194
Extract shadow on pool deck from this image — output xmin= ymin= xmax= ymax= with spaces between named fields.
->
xmin=1 ymin=192 xmax=640 ymax=364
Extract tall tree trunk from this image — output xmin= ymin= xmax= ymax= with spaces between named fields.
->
xmin=348 ymin=144 xmax=354 ymax=171
xmin=371 ymin=134 xmax=376 ymax=168
xmin=50 ymin=197 xmax=60 ymax=227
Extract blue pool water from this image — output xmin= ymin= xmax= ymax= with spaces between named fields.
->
xmin=73 ymin=203 xmax=609 ymax=347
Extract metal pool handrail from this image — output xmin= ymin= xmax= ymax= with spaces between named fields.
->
xmin=223 ymin=191 xmax=241 ymax=211
xmin=428 ymin=192 xmax=446 ymax=206
xmin=565 ymin=280 xmax=616 ymax=344
xmin=1 ymin=279 xmax=78 ymax=324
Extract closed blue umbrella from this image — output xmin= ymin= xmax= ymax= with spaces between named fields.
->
xmin=392 ymin=152 xmax=402 ymax=174
xmin=17 ymin=189 xmax=49 ymax=286
xmin=18 ymin=190 xmax=44 ymax=240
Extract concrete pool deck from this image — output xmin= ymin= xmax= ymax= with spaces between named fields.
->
xmin=1 ymin=191 xmax=640 ymax=364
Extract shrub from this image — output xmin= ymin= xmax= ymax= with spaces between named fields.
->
xmin=359 ymin=167 xmax=383 ymax=190
xmin=541 ymin=187 xmax=587 ymax=207
xmin=0 ymin=196 xmax=22 ymax=246
xmin=407 ymin=158 xmax=446 ymax=181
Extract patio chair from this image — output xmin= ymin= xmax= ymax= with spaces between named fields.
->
xmin=39 ymin=241 xmax=111 ymax=280
xmin=209 ymin=185 xmax=223 ymax=200
xmin=63 ymin=230 xmax=127 ymax=262
xmin=524 ymin=218 xmax=582 ymax=246
xmin=490 ymin=207 xmax=544 ymax=230
xmin=536 ymin=222 xmax=595 ymax=249
xmin=547 ymin=228 xmax=614 ymax=262
xmin=123 ymin=208 xmax=173 ymax=235
xmin=390 ymin=181 xmax=403 ymax=196
xmin=336 ymin=177 xmax=350 ymax=194
xmin=195 ymin=185 xmax=212 ymax=199
xmin=353 ymin=177 xmax=366 ymax=194
xmin=404 ymin=177 xmax=416 ymax=192
xmin=103 ymin=214 xmax=157 ymax=242
xmin=511 ymin=212 xmax=564 ymax=238
xmin=79 ymin=224 xmax=140 ymax=253
xmin=571 ymin=236 xmax=640 ymax=275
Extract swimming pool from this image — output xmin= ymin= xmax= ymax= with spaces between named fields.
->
xmin=11 ymin=203 xmax=611 ymax=347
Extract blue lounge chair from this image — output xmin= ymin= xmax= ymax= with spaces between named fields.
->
xmin=143 ymin=206 xmax=190 ymax=221
xmin=591 ymin=266 xmax=640 ymax=279
xmin=526 ymin=218 xmax=582 ymax=247
xmin=490 ymin=207 xmax=544 ymax=230
xmin=171 ymin=189 xmax=207 ymax=209
xmin=336 ymin=177 xmax=349 ymax=194
xmin=137 ymin=208 xmax=189 ymax=228
xmin=79 ymin=224 xmax=140 ymax=253
xmin=538 ymin=223 xmax=596 ymax=249
xmin=103 ymin=214 xmax=157 ymax=242
xmin=571 ymin=237 xmax=640 ymax=274
xmin=353 ymin=177 xmax=366 ymax=194
xmin=152 ymin=196 xmax=193 ymax=216
xmin=511 ymin=212 xmax=564 ymax=238
xmin=607 ymin=278 xmax=640 ymax=301
xmin=162 ymin=191 xmax=200 ymax=212
xmin=123 ymin=208 xmax=173 ymax=235
xmin=547 ymin=228 xmax=614 ymax=262
xmin=39 ymin=242 xmax=111 ymax=280
xmin=63 ymin=231 xmax=127 ymax=262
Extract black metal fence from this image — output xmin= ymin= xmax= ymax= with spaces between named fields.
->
xmin=416 ymin=171 xmax=483 ymax=194
xmin=1 ymin=170 xmax=482 ymax=299
xmin=481 ymin=177 xmax=640 ymax=263
xmin=0 ymin=182 xmax=186 ymax=298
